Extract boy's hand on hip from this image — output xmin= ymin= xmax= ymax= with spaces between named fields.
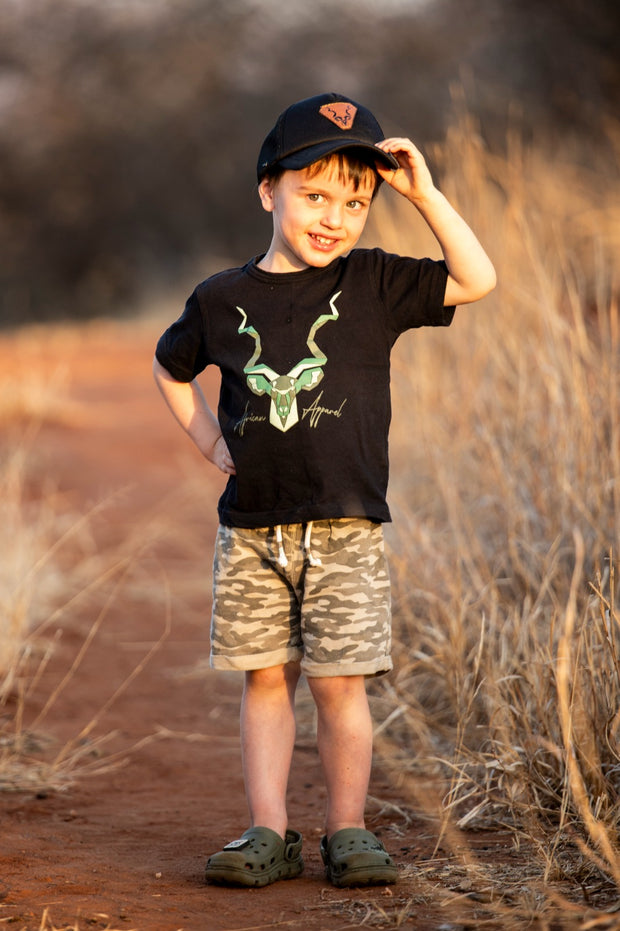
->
xmin=210 ymin=435 xmax=236 ymax=475
xmin=375 ymin=138 xmax=437 ymax=205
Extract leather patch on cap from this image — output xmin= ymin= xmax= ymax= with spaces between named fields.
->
xmin=319 ymin=102 xmax=357 ymax=130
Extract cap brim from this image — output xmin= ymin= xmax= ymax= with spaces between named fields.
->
xmin=276 ymin=140 xmax=400 ymax=173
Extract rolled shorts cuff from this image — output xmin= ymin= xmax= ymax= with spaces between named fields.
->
xmin=210 ymin=646 xmax=303 ymax=672
xmin=302 ymin=657 xmax=393 ymax=679
xmin=210 ymin=650 xmax=393 ymax=678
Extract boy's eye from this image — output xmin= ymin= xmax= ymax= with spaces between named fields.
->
xmin=307 ymin=193 xmax=323 ymax=202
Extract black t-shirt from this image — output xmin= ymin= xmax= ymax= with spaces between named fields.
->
xmin=156 ymin=248 xmax=454 ymax=527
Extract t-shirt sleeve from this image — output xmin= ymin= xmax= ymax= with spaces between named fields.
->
xmin=369 ymin=250 xmax=456 ymax=338
xmin=155 ymin=290 xmax=209 ymax=382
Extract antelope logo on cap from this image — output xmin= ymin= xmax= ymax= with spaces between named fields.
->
xmin=319 ymin=102 xmax=357 ymax=130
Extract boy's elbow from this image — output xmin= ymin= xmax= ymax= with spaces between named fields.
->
xmin=467 ymin=263 xmax=497 ymax=304
xmin=445 ymin=266 xmax=497 ymax=306
xmin=480 ymin=265 xmax=497 ymax=298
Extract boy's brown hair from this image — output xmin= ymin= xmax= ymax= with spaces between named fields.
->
xmin=264 ymin=151 xmax=379 ymax=197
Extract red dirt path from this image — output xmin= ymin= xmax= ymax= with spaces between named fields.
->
xmin=0 ymin=318 xmax=518 ymax=931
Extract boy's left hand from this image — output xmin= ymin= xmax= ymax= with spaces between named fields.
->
xmin=374 ymin=138 xmax=497 ymax=306
xmin=375 ymin=137 xmax=436 ymax=204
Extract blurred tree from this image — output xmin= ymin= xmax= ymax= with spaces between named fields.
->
xmin=0 ymin=0 xmax=617 ymax=325
xmin=436 ymin=0 xmax=620 ymax=140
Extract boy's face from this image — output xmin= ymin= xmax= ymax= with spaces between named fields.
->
xmin=258 ymin=161 xmax=376 ymax=273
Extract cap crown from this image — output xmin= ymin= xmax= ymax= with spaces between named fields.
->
xmin=257 ymin=92 xmax=398 ymax=180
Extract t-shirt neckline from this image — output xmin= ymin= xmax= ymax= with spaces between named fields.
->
xmin=246 ymin=254 xmax=344 ymax=284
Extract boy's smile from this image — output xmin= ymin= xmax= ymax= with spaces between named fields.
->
xmin=257 ymin=164 xmax=376 ymax=274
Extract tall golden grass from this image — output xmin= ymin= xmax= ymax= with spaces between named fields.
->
xmin=365 ymin=103 xmax=620 ymax=920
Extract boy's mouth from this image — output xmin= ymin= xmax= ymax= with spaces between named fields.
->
xmin=309 ymin=233 xmax=340 ymax=247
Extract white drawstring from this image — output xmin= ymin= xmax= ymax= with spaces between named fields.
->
xmin=304 ymin=521 xmax=322 ymax=567
xmin=275 ymin=524 xmax=288 ymax=568
xmin=274 ymin=523 xmax=322 ymax=568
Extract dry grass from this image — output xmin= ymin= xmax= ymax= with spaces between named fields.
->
xmin=0 ymin=411 xmax=177 ymax=795
xmin=34 ymin=907 xmax=136 ymax=931
xmin=0 ymin=501 xmax=171 ymax=795
xmin=365 ymin=98 xmax=620 ymax=924
xmin=0 ymin=444 xmax=81 ymax=705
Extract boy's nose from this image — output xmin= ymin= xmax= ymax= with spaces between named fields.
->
xmin=321 ymin=205 xmax=344 ymax=229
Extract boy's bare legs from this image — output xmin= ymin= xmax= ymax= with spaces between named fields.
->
xmin=240 ymin=661 xmax=301 ymax=839
xmin=240 ymin=667 xmax=371 ymax=839
xmin=307 ymin=674 xmax=373 ymax=838
xmin=236 ymin=666 xmax=395 ymax=887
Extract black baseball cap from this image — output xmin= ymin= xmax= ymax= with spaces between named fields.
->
xmin=257 ymin=92 xmax=399 ymax=181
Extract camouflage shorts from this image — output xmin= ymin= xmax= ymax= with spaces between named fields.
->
xmin=210 ymin=518 xmax=392 ymax=677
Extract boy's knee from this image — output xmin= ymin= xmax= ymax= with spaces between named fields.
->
xmin=307 ymin=674 xmax=366 ymax=705
xmin=245 ymin=661 xmax=301 ymax=692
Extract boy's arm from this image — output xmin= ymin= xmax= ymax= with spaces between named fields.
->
xmin=375 ymin=138 xmax=496 ymax=306
xmin=152 ymin=357 xmax=236 ymax=475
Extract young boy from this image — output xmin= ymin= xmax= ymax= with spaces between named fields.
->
xmin=153 ymin=92 xmax=496 ymax=888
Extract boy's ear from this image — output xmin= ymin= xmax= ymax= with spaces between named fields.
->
xmin=258 ymin=177 xmax=276 ymax=213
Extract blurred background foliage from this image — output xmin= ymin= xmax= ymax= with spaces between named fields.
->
xmin=0 ymin=0 xmax=618 ymax=326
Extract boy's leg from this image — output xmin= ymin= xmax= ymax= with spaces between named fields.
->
xmin=240 ymin=660 xmax=301 ymax=839
xmin=205 ymin=661 xmax=304 ymax=886
xmin=307 ymin=673 xmax=398 ymax=886
xmin=306 ymin=674 xmax=372 ymax=837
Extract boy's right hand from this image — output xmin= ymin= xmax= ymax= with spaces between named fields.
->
xmin=210 ymin=434 xmax=236 ymax=475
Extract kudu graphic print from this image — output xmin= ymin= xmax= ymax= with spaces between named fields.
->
xmin=236 ymin=291 xmax=340 ymax=432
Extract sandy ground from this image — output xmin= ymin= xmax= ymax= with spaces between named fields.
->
xmin=0 ymin=318 xmax=525 ymax=931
